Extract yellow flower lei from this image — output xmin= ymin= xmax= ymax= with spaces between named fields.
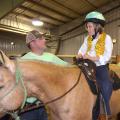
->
xmin=87 ymin=32 xmax=106 ymax=56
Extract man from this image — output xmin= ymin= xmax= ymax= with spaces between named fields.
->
xmin=22 ymin=30 xmax=68 ymax=65
xmin=20 ymin=30 xmax=69 ymax=120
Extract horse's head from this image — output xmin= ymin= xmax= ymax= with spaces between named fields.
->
xmin=0 ymin=50 xmax=24 ymax=111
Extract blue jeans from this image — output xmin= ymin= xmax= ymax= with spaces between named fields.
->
xmin=93 ymin=65 xmax=113 ymax=120
xmin=20 ymin=106 xmax=48 ymax=120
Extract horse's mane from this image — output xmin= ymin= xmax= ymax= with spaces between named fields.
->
xmin=18 ymin=59 xmax=77 ymax=69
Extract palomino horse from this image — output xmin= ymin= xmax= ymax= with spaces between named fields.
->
xmin=0 ymin=50 xmax=119 ymax=120
xmin=0 ymin=51 xmax=96 ymax=120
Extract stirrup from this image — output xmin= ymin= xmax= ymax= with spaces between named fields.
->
xmin=98 ymin=114 xmax=112 ymax=120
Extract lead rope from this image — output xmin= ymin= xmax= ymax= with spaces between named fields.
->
xmin=15 ymin=60 xmax=27 ymax=109
xmin=19 ymin=69 xmax=82 ymax=115
xmin=11 ymin=60 xmax=28 ymax=120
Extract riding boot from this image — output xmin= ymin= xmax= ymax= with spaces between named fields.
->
xmin=98 ymin=115 xmax=112 ymax=120
xmin=98 ymin=115 xmax=106 ymax=120
xmin=107 ymin=115 xmax=112 ymax=120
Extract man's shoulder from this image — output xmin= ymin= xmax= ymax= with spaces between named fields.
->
xmin=21 ymin=52 xmax=31 ymax=58
xmin=21 ymin=52 xmax=38 ymax=59
xmin=43 ymin=52 xmax=56 ymax=57
xmin=44 ymin=52 xmax=53 ymax=55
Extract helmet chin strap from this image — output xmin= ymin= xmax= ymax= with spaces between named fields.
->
xmin=92 ymin=27 xmax=98 ymax=40
xmin=92 ymin=32 xmax=97 ymax=40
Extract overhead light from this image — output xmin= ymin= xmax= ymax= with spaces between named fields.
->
xmin=32 ymin=18 xmax=44 ymax=26
xmin=10 ymin=42 xmax=14 ymax=45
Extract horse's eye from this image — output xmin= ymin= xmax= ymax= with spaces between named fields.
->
xmin=0 ymin=86 xmax=4 ymax=90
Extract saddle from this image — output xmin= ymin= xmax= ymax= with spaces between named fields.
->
xmin=75 ymin=58 xmax=98 ymax=95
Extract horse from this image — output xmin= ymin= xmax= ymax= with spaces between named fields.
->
xmin=0 ymin=50 xmax=96 ymax=120
xmin=0 ymin=50 xmax=119 ymax=120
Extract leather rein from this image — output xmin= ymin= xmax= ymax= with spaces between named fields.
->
xmin=0 ymin=61 xmax=82 ymax=118
xmin=19 ymin=68 xmax=82 ymax=114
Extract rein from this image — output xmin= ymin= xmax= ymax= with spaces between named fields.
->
xmin=19 ymin=68 xmax=82 ymax=114
xmin=0 ymin=62 xmax=82 ymax=119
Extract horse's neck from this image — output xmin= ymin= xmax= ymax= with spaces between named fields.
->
xmin=18 ymin=61 xmax=96 ymax=120
xmin=20 ymin=61 xmax=80 ymax=102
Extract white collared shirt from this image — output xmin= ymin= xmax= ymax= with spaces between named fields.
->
xmin=78 ymin=34 xmax=113 ymax=66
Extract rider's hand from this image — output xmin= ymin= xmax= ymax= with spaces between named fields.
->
xmin=83 ymin=54 xmax=89 ymax=59
xmin=76 ymin=54 xmax=82 ymax=59
xmin=83 ymin=54 xmax=100 ymax=61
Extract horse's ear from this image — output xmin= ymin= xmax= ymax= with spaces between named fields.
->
xmin=0 ymin=50 xmax=15 ymax=73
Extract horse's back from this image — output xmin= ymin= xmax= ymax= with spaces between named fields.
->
xmin=109 ymin=64 xmax=120 ymax=77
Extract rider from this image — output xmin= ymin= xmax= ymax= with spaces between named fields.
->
xmin=20 ymin=30 xmax=69 ymax=120
xmin=77 ymin=11 xmax=113 ymax=120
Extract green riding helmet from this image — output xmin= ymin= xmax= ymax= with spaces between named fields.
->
xmin=85 ymin=11 xmax=106 ymax=26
